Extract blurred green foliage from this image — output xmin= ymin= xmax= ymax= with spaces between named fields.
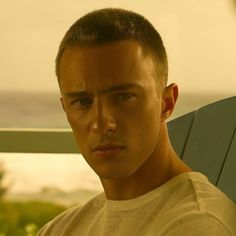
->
xmin=0 ymin=200 xmax=66 ymax=236
xmin=0 ymin=163 xmax=8 ymax=199
xmin=0 ymin=162 xmax=67 ymax=236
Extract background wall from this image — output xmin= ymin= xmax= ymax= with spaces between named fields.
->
xmin=0 ymin=0 xmax=236 ymax=93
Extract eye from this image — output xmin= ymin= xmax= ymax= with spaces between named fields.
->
xmin=71 ymin=97 xmax=93 ymax=108
xmin=114 ymin=93 xmax=136 ymax=101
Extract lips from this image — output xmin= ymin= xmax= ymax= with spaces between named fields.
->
xmin=92 ymin=144 xmax=125 ymax=156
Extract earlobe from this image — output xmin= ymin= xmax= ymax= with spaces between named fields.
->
xmin=161 ymin=83 xmax=178 ymax=122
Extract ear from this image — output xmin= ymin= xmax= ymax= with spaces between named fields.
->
xmin=60 ymin=97 xmax=66 ymax=112
xmin=161 ymin=83 xmax=178 ymax=122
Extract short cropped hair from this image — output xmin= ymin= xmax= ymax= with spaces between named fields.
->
xmin=56 ymin=8 xmax=168 ymax=88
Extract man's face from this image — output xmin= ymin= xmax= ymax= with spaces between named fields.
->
xmin=59 ymin=40 xmax=165 ymax=180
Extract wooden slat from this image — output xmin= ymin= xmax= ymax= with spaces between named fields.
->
xmin=167 ymin=111 xmax=195 ymax=158
xmin=217 ymin=128 xmax=236 ymax=202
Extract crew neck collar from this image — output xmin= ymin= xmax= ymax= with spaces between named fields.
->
xmin=104 ymin=172 xmax=207 ymax=210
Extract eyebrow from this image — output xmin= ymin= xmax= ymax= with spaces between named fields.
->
xmin=64 ymin=83 xmax=143 ymax=97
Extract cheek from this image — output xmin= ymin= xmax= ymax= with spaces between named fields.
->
xmin=136 ymin=102 xmax=161 ymax=142
xmin=121 ymin=97 xmax=162 ymax=135
xmin=65 ymin=110 xmax=88 ymax=139
xmin=137 ymin=113 xmax=160 ymax=139
xmin=66 ymin=113 xmax=90 ymax=155
xmin=134 ymin=114 xmax=161 ymax=160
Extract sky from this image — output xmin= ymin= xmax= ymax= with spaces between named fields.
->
xmin=0 ymin=0 xmax=236 ymax=94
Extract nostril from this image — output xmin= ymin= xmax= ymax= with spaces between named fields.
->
xmin=90 ymin=102 xmax=116 ymax=133
xmin=107 ymin=119 xmax=116 ymax=131
xmin=90 ymin=118 xmax=116 ymax=134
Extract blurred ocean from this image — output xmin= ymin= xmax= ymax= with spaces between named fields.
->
xmin=0 ymin=90 xmax=235 ymax=204
xmin=0 ymin=90 xmax=234 ymax=128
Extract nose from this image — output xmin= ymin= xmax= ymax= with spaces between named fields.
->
xmin=90 ymin=100 xmax=117 ymax=134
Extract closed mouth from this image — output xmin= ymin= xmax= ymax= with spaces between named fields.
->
xmin=92 ymin=144 xmax=125 ymax=152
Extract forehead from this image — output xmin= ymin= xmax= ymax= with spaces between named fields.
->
xmin=59 ymin=40 xmax=156 ymax=93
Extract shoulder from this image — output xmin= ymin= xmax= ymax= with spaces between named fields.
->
xmin=37 ymin=192 xmax=105 ymax=236
xmin=160 ymin=172 xmax=236 ymax=235
xmin=184 ymin=172 xmax=236 ymax=218
xmin=36 ymin=204 xmax=81 ymax=236
xmin=169 ymin=172 xmax=235 ymax=210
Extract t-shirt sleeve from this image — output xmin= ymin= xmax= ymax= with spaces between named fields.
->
xmin=161 ymin=212 xmax=233 ymax=236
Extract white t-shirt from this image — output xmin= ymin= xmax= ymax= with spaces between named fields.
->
xmin=37 ymin=172 xmax=236 ymax=236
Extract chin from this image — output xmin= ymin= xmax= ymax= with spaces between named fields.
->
xmin=95 ymin=166 xmax=138 ymax=181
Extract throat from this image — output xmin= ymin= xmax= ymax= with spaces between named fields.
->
xmin=100 ymin=150 xmax=191 ymax=201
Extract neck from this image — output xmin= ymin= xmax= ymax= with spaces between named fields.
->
xmin=100 ymin=124 xmax=191 ymax=200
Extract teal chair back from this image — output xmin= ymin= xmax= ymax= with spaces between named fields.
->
xmin=168 ymin=96 xmax=236 ymax=203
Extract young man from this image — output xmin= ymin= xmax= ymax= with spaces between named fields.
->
xmin=37 ymin=8 xmax=236 ymax=236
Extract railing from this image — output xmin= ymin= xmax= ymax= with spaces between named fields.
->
xmin=0 ymin=128 xmax=79 ymax=153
